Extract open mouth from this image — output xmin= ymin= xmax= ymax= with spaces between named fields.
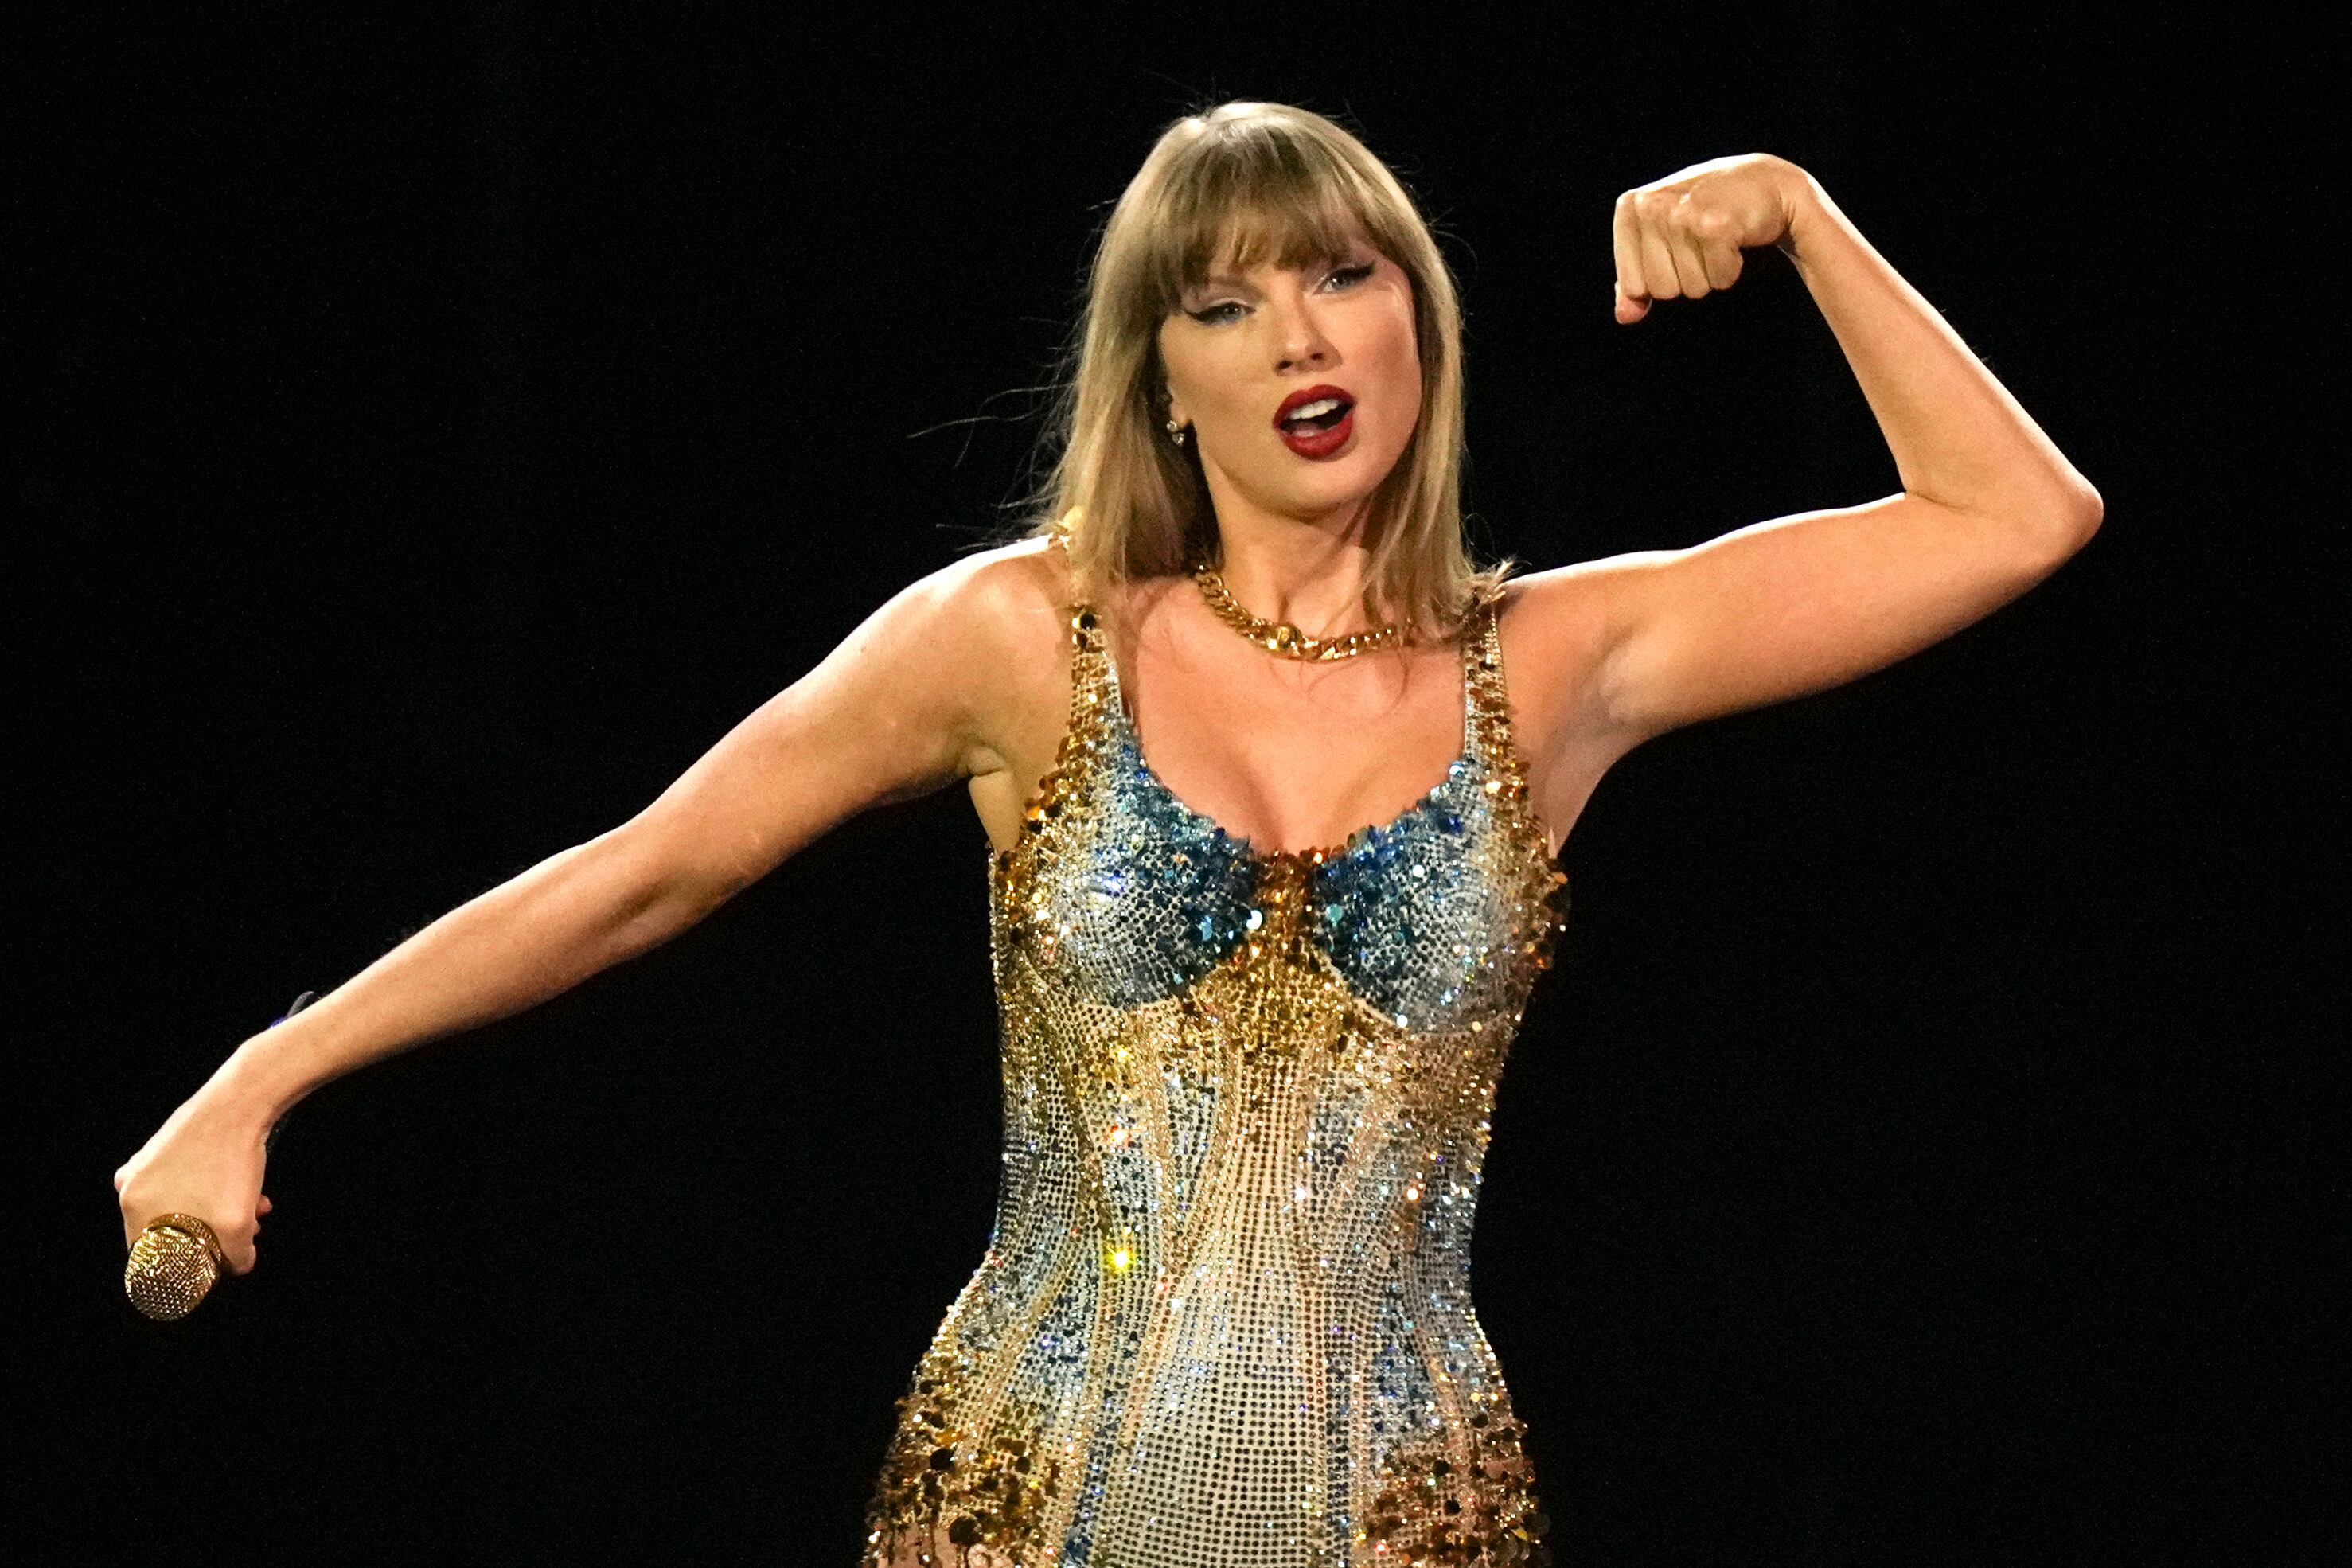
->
xmin=1274 ymin=384 xmax=1356 ymax=458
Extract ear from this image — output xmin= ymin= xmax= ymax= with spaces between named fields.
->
xmin=1163 ymin=385 xmax=1190 ymax=433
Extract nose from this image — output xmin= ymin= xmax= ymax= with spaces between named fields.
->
xmin=1269 ymin=291 xmax=1336 ymax=374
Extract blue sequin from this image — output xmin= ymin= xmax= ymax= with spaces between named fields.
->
xmin=876 ymin=598 xmax=1566 ymax=1566
xmin=1027 ymin=655 xmax=1529 ymax=1032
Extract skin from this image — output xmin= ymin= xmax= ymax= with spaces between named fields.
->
xmin=117 ymin=154 xmax=2100 ymax=1379
xmin=993 ymin=229 xmax=1472 ymax=861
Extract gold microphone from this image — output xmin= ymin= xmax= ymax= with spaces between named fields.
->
xmin=124 ymin=990 xmax=314 ymax=1322
xmin=124 ymin=1212 xmax=228 ymax=1320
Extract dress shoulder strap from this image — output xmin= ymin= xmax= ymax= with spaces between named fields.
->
xmin=1461 ymin=597 xmax=1531 ymax=799
xmin=1045 ymin=513 xmax=1115 ymax=728
xmin=1059 ymin=598 xmax=1117 ymax=754
xmin=1000 ymin=596 xmax=1115 ymax=855
xmin=1067 ymin=599 xmax=1108 ymax=688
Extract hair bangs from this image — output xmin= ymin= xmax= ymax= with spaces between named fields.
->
xmin=1142 ymin=126 xmax=1394 ymax=317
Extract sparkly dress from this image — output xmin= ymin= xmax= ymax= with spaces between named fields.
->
xmin=864 ymin=590 xmax=1567 ymax=1568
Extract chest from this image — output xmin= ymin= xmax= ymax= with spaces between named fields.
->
xmin=1107 ymin=615 xmax=1472 ymax=860
xmin=991 ymin=619 xmax=1565 ymax=1033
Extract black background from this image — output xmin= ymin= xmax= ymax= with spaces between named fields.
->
xmin=21 ymin=7 xmax=2332 ymax=1564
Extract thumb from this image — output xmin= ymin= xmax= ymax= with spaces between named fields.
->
xmin=1614 ymin=282 xmax=1649 ymax=324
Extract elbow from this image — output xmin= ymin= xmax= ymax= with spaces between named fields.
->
xmin=2062 ymin=482 xmax=2104 ymax=556
xmin=579 ymin=820 xmax=720 ymax=963
xmin=1944 ymin=471 xmax=2104 ymax=556
xmin=2027 ymin=477 xmax=2104 ymax=560
xmin=2071 ymin=477 xmax=2104 ymax=534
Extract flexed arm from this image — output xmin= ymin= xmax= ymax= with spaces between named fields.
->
xmin=115 ymin=549 xmax=1030 ymax=1274
xmin=1515 ymin=154 xmax=2103 ymax=751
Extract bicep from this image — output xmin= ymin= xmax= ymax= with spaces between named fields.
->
xmin=1572 ymin=490 xmax=2099 ymax=743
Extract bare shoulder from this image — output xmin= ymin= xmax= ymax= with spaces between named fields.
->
xmin=911 ymin=534 xmax=1071 ymax=656
xmin=903 ymin=535 xmax=1076 ymax=779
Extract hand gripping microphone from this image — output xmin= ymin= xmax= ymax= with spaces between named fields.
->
xmin=124 ymin=991 xmax=315 ymax=1321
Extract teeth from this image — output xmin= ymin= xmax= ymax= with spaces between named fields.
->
xmin=1285 ymin=397 xmax=1343 ymax=423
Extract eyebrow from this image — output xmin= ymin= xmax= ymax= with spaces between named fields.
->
xmin=1192 ymin=251 xmax=1365 ymax=291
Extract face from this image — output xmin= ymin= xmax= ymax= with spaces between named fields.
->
xmin=1157 ymin=232 xmax=1422 ymax=533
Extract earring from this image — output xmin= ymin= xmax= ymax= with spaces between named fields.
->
xmin=1164 ymin=419 xmax=1188 ymax=447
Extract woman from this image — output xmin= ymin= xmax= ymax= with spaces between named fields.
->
xmin=115 ymin=103 xmax=2100 ymax=1565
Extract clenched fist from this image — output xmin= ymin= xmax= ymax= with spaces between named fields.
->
xmin=1612 ymin=152 xmax=1810 ymax=323
xmin=116 ymin=1087 xmax=275 ymax=1278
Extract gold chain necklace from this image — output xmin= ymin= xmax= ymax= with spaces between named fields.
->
xmin=1189 ymin=561 xmax=1411 ymax=661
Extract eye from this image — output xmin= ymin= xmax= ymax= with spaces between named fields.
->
xmin=1324 ymin=261 xmax=1376 ymax=291
xmin=1185 ymin=300 xmax=1247 ymax=326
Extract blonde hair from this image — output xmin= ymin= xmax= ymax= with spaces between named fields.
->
xmin=1024 ymin=101 xmax=1512 ymax=639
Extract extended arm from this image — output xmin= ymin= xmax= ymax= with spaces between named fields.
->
xmin=116 ymin=548 xmax=1032 ymax=1267
xmin=1517 ymin=155 xmax=2102 ymax=752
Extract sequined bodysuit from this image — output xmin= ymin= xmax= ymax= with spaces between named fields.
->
xmin=864 ymin=591 xmax=1566 ymax=1568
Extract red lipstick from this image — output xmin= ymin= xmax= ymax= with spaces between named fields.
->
xmin=1273 ymin=384 xmax=1355 ymax=459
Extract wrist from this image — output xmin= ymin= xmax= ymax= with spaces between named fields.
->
xmin=205 ymin=1026 xmax=314 ymax=1131
xmin=1772 ymin=158 xmax=1831 ymax=258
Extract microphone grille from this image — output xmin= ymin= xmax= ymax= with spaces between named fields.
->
xmin=125 ymin=1214 xmax=225 ymax=1322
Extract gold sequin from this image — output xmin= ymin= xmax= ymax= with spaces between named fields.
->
xmin=864 ymin=595 xmax=1566 ymax=1567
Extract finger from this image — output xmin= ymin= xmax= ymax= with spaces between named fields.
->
xmin=1703 ymin=240 xmax=1745 ymax=291
xmin=1674 ymin=198 xmax=1735 ymax=298
xmin=1692 ymin=199 xmax=1749 ymax=291
xmin=1670 ymin=231 xmax=1713 ymax=299
xmin=1636 ymin=199 xmax=1682 ymax=302
xmin=1611 ymin=191 xmax=1648 ymax=320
